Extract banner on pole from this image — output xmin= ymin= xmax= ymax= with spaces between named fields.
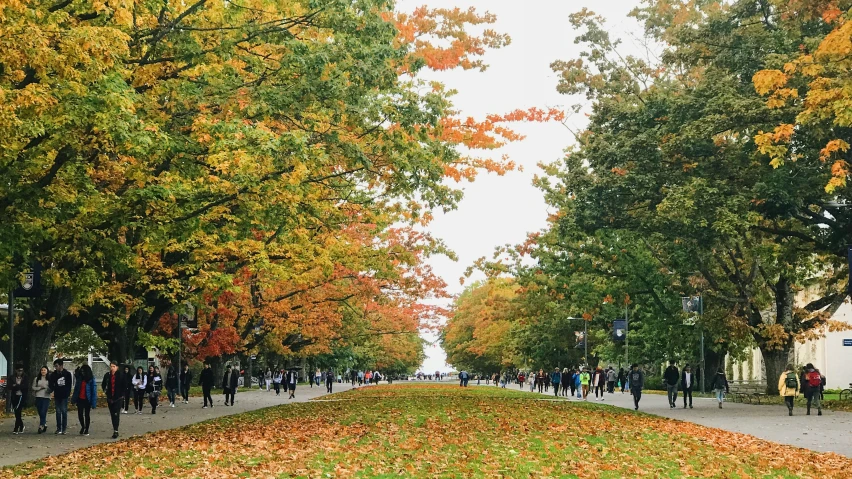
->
xmin=613 ymin=319 xmax=626 ymax=341
xmin=574 ymin=331 xmax=585 ymax=349
xmin=847 ymin=245 xmax=851 ymax=295
xmin=681 ymin=296 xmax=701 ymax=325
xmin=13 ymin=262 xmax=42 ymax=298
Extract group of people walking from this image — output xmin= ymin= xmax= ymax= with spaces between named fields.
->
xmin=511 ymin=366 xmax=628 ymax=400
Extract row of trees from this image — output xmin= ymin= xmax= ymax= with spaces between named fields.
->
xmin=443 ymin=0 xmax=850 ymax=394
xmin=1 ymin=0 xmax=560 ymax=400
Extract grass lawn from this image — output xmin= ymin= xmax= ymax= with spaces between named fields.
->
xmin=7 ymin=384 xmax=852 ymax=478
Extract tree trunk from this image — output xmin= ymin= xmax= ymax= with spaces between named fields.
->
xmin=20 ymin=287 xmax=73 ymax=407
xmin=761 ymin=347 xmax=791 ymax=395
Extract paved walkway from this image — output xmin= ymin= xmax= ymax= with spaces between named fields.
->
xmin=511 ymin=384 xmax=852 ymax=457
xmin=0 ymin=382 xmax=355 ymax=467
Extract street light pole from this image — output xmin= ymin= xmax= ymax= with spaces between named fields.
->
xmin=699 ymin=293 xmax=705 ymax=394
xmin=6 ymin=289 xmax=14 ymax=414
xmin=625 ymin=305 xmax=629 ymax=369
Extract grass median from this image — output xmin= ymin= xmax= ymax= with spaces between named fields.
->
xmin=7 ymin=383 xmax=852 ymax=478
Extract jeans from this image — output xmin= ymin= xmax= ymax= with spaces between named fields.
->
xmin=224 ymin=389 xmax=235 ymax=405
xmin=683 ymin=388 xmax=693 ymax=407
xmin=784 ymin=395 xmax=795 ymax=410
xmin=203 ymin=387 xmax=213 ymax=406
xmin=55 ymin=397 xmax=69 ymax=432
xmin=76 ymin=399 xmax=91 ymax=431
xmin=632 ymin=389 xmax=642 ymax=408
xmin=149 ymin=392 xmax=159 ymax=412
xmin=806 ymin=391 xmax=821 ymax=411
xmin=552 ymin=383 xmax=560 ymax=397
xmin=666 ymin=384 xmax=678 ymax=406
xmin=123 ymin=390 xmax=132 ymax=411
xmin=167 ymin=386 xmax=177 ymax=404
xmin=595 ymin=384 xmax=605 ymax=398
xmin=715 ymin=389 xmax=725 ymax=403
xmin=108 ymin=399 xmax=122 ymax=432
xmin=36 ymin=397 xmax=50 ymax=426
xmin=273 ymin=382 xmax=281 ymax=395
xmin=607 ymin=381 xmax=615 ymax=393
xmin=181 ymin=385 xmax=190 ymax=402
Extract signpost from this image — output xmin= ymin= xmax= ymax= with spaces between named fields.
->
xmin=843 ymin=339 xmax=852 ymax=347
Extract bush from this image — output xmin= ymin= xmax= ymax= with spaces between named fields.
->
xmin=643 ymin=375 xmax=664 ymax=391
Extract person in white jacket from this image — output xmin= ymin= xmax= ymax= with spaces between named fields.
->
xmin=131 ymin=366 xmax=147 ymax=414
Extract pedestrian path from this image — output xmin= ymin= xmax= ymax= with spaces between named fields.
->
xmin=0 ymin=382 xmax=355 ymax=467
xmin=511 ymin=384 xmax=852 ymax=457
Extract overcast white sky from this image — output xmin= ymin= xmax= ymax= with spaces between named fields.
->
xmin=410 ymin=0 xmax=641 ymax=373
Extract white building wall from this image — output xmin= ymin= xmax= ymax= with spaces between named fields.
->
xmin=728 ymin=300 xmax=852 ymax=389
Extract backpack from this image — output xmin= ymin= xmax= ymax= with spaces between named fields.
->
xmin=784 ymin=372 xmax=798 ymax=389
xmin=806 ymin=371 xmax=822 ymax=388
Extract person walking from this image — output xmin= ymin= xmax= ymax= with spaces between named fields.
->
xmin=364 ymin=370 xmax=373 ymax=385
xmin=50 ymin=359 xmax=73 ymax=434
xmin=222 ymin=364 xmax=238 ymax=406
xmin=664 ymin=360 xmax=680 ymax=409
xmin=681 ymin=364 xmax=694 ymax=409
xmin=166 ymin=365 xmax=178 ymax=407
xmin=132 ymin=366 xmax=147 ymax=414
xmin=629 ymin=364 xmax=645 ymax=410
xmin=561 ymin=368 xmax=570 ymax=397
xmin=580 ymin=368 xmax=591 ymax=400
xmin=286 ymin=369 xmax=298 ymax=399
xmin=593 ymin=366 xmax=607 ymax=401
xmin=199 ymin=363 xmax=214 ymax=408
xmin=711 ymin=368 xmax=729 ymax=408
xmin=778 ymin=364 xmax=800 ymax=416
xmin=102 ymin=361 xmax=125 ymax=439
xmin=535 ymin=369 xmax=544 ymax=393
xmin=32 ymin=366 xmax=51 ymax=434
xmin=314 ymin=368 xmax=322 ymax=387
xmin=273 ymin=369 xmax=283 ymax=396
xmin=147 ymin=366 xmax=163 ymax=414
xmin=803 ymin=363 xmax=823 ymax=416
xmin=71 ymin=364 xmax=96 ymax=435
xmin=121 ymin=365 xmax=134 ymax=413
xmin=550 ymin=368 xmax=561 ymax=397
xmin=9 ymin=364 xmax=28 ymax=434
xmin=617 ymin=368 xmax=626 ymax=394
xmin=180 ymin=364 xmax=192 ymax=404
xmin=517 ymin=371 xmax=525 ymax=390
xmin=570 ymin=369 xmax=579 ymax=399
xmin=264 ymin=368 xmax=273 ymax=392
xmin=606 ymin=367 xmax=616 ymax=394
xmin=325 ymin=369 xmax=334 ymax=393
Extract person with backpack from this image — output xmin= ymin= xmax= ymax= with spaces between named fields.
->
xmin=606 ymin=367 xmax=616 ymax=394
xmin=711 ymin=368 xmax=729 ymax=408
xmin=664 ymin=360 xmax=680 ymax=409
xmin=9 ymin=364 xmax=28 ymax=434
xmin=572 ymin=369 xmax=580 ymax=399
xmin=803 ymin=363 xmax=824 ymax=416
xmin=71 ymin=364 xmax=97 ymax=435
xmin=561 ymin=368 xmax=571 ymax=397
xmin=778 ymin=364 xmax=800 ymax=416
xmin=102 ymin=361 xmax=125 ymax=439
xmin=550 ymin=368 xmax=561 ymax=397
xmin=629 ymin=364 xmax=645 ymax=410
xmin=517 ymin=371 xmax=525 ymax=390
xmin=617 ymin=368 xmax=626 ymax=394
xmin=199 ymin=362 xmax=214 ymax=408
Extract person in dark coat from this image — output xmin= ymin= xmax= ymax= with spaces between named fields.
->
xmin=629 ymin=364 xmax=645 ymax=410
xmin=681 ymin=364 xmax=695 ymax=409
xmin=121 ymin=365 xmax=134 ymax=413
xmin=71 ymin=364 xmax=97 ymax=435
xmin=49 ymin=359 xmax=73 ymax=434
xmin=325 ymin=369 xmax=335 ymax=393
xmin=180 ymin=364 xmax=193 ymax=404
xmin=165 ymin=365 xmax=178 ymax=407
xmin=222 ymin=364 xmax=239 ymax=406
xmin=199 ymin=363 xmax=214 ymax=408
xmin=147 ymin=366 xmax=163 ymax=414
xmin=102 ymin=361 xmax=126 ymax=439
xmin=286 ymin=369 xmax=298 ymax=399
xmin=9 ymin=364 xmax=28 ymax=434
